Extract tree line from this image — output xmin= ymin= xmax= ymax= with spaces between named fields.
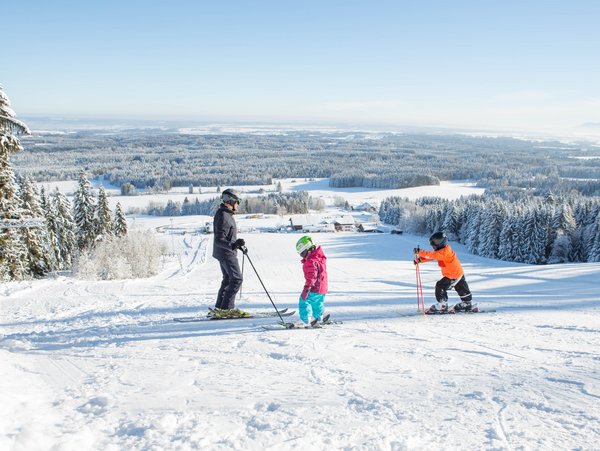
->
xmin=379 ymin=194 xmax=600 ymax=264
xmin=14 ymin=127 xmax=600 ymax=194
xmin=131 ymin=191 xmax=325 ymax=216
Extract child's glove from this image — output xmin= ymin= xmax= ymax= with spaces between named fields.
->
xmin=301 ymin=286 xmax=310 ymax=300
xmin=413 ymin=257 xmax=421 ymax=265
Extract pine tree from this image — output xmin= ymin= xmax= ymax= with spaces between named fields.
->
xmin=0 ymin=229 xmax=29 ymax=281
xmin=465 ymin=207 xmax=483 ymax=254
xmin=530 ymin=206 xmax=550 ymax=264
xmin=19 ymin=176 xmax=55 ymax=276
xmin=497 ymin=211 xmax=515 ymax=261
xmin=41 ymin=187 xmax=62 ymax=268
xmin=114 ymin=202 xmax=128 ymax=237
xmin=0 ymin=86 xmax=31 ymax=279
xmin=96 ymin=186 xmax=113 ymax=239
xmin=52 ymin=188 xmax=76 ymax=269
xmin=478 ymin=199 xmax=503 ymax=259
xmin=548 ymin=204 xmax=576 ymax=263
xmin=587 ymin=210 xmax=600 ymax=262
xmin=73 ymin=171 xmax=97 ymax=250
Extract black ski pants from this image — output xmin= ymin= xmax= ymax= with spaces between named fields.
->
xmin=435 ymin=275 xmax=472 ymax=304
xmin=215 ymin=254 xmax=243 ymax=310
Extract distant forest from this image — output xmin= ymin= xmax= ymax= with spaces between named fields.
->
xmin=14 ymin=130 xmax=600 ymax=196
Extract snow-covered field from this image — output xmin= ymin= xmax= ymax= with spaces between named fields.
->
xmin=2 ymin=184 xmax=599 ymax=450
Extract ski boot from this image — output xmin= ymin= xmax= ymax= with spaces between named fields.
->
xmin=425 ymin=302 xmax=449 ymax=314
xmin=226 ymin=308 xmax=251 ymax=318
xmin=453 ymin=301 xmax=473 ymax=312
xmin=310 ymin=313 xmax=331 ymax=327
xmin=208 ymin=308 xmax=228 ymax=318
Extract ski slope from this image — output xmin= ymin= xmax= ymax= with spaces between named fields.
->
xmin=2 ymin=229 xmax=599 ymax=450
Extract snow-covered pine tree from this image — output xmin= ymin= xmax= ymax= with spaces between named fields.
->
xmin=181 ymin=196 xmax=192 ymax=215
xmin=52 ymin=188 xmax=76 ymax=269
xmin=19 ymin=176 xmax=55 ymax=275
xmin=530 ymin=204 xmax=551 ymax=264
xmin=113 ymin=202 xmax=128 ymax=237
xmin=73 ymin=171 xmax=97 ymax=250
xmin=0 ymin=86 xmax=32 ymax=279
xmin=583 ymin=203 xmax=600 ymax=262
xmin=441 ymin=203 xmax=461 ymax=240
xmin=477 ymin=199 xmax=503 ymax=259
xmin=96 ymin=186 xmax=113 ymax=240
xmin=548 ymin=203 xmax=576 ymax=264
xmin=497 ymin=210 xmax=515 ymax=261
xmin=589 ymin=210 xmax=600 ymax=262
xmin=521 ymin=205 xmax=539 ymax=264
xmin=512 ymin=207 xmax=530 ymax=263
xmin=41 ymin=187 xmax=62 ymax=268
xmin=465 ymin=206 xmax=483 ymax=254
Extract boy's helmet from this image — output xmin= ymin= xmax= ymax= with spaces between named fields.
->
xmin=295 ymin=235 xmax=315 ymax=256
xmin=429 ymin=231 xmax=448 ymax=250
xmin=221 ymin=188 xmax=241 ymax=207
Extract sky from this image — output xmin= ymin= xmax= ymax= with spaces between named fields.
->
xmin=2 ymin=0 xmax=600 ymax=133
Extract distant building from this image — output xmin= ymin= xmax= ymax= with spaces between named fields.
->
xmin=304 ymin=223 xmax=336 ymax=233
xmin=354 ymin=202 xmax=377 ymax=213
xmin=357 ymin=222 xmax=383 ymax=233
xmin=334 ymin=215 xmax=356 ymax=232
xmin=289 ymin=214 xmax=322 ymax=231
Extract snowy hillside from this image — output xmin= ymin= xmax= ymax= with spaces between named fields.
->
xmin=2 ymin=186 xmax=600 ymax=450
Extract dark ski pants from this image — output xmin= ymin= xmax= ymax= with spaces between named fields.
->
xmin=435 ymin=276 xmax=472 ymax=304
xmin=215 ymin=255 xmax=243 ymax=310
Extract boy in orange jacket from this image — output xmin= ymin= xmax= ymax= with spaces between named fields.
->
xmin=414 ymin=231 xmax=473 ymax=313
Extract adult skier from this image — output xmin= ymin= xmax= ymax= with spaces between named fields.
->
xmin=212 ymin=188 xmax=248 ymax=318
xmin=414 ymin=231 xmax=473 ymax=313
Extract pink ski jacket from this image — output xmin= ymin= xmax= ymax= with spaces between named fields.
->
xmin=301 ymin=246 xmax=328 ymax=294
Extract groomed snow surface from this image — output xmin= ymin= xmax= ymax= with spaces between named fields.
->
xmin=2 ymin=181 xmax=599 ymax=450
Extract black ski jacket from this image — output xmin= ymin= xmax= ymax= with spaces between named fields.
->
xmin=212 ymin=204 xmax=238 ymax=259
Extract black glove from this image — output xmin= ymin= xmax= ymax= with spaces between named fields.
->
xmin=413 ymin=257 xmax=421 ymax=265
xmin=232 ymin=238 xmax=246 ymax=250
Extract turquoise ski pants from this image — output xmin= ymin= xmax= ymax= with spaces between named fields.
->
xmin=299 ymin=292 xmax=326 ymax=323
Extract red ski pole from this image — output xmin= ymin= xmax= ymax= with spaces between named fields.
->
xmin=415 ymin=262 xmax=425 ymax=313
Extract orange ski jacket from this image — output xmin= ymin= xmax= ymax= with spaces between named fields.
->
xmin=417 ymin=245 xmax=464 ymax=279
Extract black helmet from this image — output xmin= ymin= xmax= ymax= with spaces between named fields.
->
xmin=221 ymin=188 xmax=241 ymax=207
xmin=429 ymin=231 xmax=448 ymax=250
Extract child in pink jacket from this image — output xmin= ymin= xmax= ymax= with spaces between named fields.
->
xmin=295 ymin=235 xmax=328 ymax=325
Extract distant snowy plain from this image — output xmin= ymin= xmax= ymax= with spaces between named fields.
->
xmin=2 ymin=180 xmax=599 ymax=450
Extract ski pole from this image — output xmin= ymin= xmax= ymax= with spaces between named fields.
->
xmin=416 ymin=262 xmax=425 ymax=313
xmin=239 ymin=251 xmax=245 ymax=301
xmin=414 ymin=246 xmax=425 ymax=313
xmin=415 ymin=262 xmax=420 ymax=311
xmin=240 ymin=246 xmax=286 ymax=323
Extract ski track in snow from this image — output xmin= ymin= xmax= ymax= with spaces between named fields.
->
xmin=2 ymin=231 xmax=600 ymax=450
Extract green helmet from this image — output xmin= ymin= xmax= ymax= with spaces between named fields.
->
xmin=295 ymin=235 xmax=315 ymax=255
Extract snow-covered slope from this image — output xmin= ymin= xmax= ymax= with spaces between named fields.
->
xmin=2 ymin=229 xmax=599 ymax=450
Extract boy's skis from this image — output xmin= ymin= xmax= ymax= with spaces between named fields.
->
xmin=398 ymin=303 xmax=496 ymax=317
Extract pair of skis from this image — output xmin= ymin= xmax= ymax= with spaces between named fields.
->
xmin=173 ymin=308 xmax=295 ymax=323
xmin=263 ymin=313 xmax=342 ymax=331
xmin=399 ymin=303 xmax=496 ymax=317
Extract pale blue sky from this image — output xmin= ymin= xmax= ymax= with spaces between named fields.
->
xmin=3 ymin=1 xmax=600 ymax=132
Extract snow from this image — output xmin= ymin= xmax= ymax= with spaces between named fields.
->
xmin=2 ymin=185 xmax=599 ymax=450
